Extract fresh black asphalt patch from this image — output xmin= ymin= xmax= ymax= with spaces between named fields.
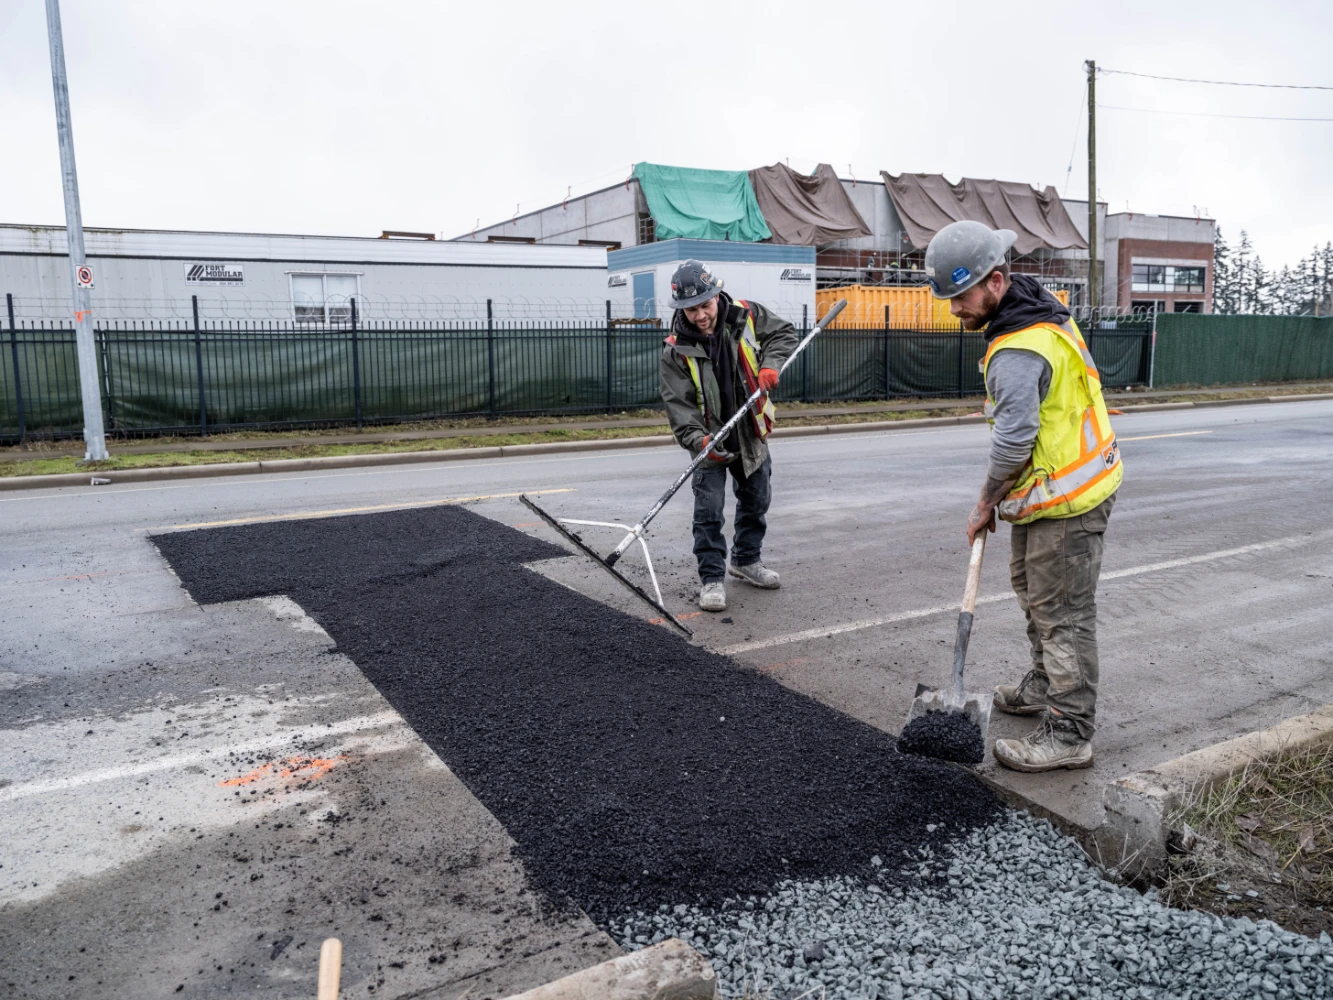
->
xmin=153 ymin=505 xmax=1002 ymax=921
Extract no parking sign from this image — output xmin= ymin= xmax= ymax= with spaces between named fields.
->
xmin=75 ymin=264 xmax=94 ymax=290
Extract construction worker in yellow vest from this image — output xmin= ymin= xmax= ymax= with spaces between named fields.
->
xmin=926 ymin=221 xmax=1123 ymax=773
xmin=659 ymin=260 xmax=799 ymax=612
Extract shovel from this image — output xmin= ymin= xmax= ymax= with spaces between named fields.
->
xmin=903 ymin=533 xmax=993 ymax=755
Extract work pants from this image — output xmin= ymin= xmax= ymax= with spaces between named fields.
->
xmin=1009 ymin=492 xmax=1115 ymax=740
xmin=691 ymin=456 xmax=772 ymax=583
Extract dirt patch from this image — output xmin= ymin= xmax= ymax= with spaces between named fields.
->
xmin=152 ymin=504 xmax=1003 ymax=923
xmin=1161 ymin=741 xmax=1333 ymax=938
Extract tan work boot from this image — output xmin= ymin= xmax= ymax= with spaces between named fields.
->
xmin=993 ymin=668 xmax=1049 ymax=716
xmin=993 ymin=713 xmax=1093 ymax=773
xmin=728 ymin=561 xmax=780 ymax=589
xmin=698 ymin=581 xmax=727 ymax=612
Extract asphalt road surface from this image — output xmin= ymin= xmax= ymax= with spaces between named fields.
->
xmin=3 ymin=398 xmax=1331 ymax=998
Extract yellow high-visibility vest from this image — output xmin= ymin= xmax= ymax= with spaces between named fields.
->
xmin=982 ymin=319 xmax=1123 ymax=523
xmin=675 ymin=300 xmax=776 ymax=439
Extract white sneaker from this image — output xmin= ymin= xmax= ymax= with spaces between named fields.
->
xmin=698 ymin=581 xmax=727 ymax=612
xmin=728 ymin=562 xmax=780 ymax=589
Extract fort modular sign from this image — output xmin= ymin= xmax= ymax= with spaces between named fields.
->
xmin=184 ymin=262 xmax=246 ymax=286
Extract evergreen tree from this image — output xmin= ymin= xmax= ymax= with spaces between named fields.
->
xmin=1212 ymin=228 xmax=1234 ymax=314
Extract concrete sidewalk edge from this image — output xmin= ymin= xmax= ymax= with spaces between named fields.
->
xmin=498 ymin=938 xmax=717 ymax=1000
xmin=4 ymin=392 xmax=1330 ymax=494
xmin=1096 ymin=703 xmax=1333 ymax=877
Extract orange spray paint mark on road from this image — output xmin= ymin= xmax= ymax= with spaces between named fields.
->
xmin=759 ymin=657 xmax=809 ymax=673
xmin=650 ymin=611 xmax=703 ymax=625
xmin=220 ymin=755 xmax=345 ymax=787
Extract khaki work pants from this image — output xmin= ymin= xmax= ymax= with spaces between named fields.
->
xmin=1008 ymin=492 xmax=1116 ymax=740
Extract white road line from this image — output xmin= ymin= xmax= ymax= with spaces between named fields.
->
xmin=720 ymin=530 xmax=1330 ymax=656
xmin=0 ymin=710 xmax=404 ymax=803
xmin=1118 ymin=430 xmax=1213 ymax=442
xmin=0 ymin=446 xmax=674 ymax=503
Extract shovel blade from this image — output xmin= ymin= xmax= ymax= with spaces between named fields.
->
xmin=906 ymin=683 xmax=992 ymax=746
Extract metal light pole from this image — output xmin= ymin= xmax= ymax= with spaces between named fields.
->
xmin=45 ymin=0 xmax=108 ymax=461
xmin=1085 ymin=58 xmax=1098 ymax=315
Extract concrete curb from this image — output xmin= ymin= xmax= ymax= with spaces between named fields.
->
xmin=1097 ymin=703 xmax=1333 ymax=876
xmin=3 ymin=391 xmax=1330 ymax=493
xmin=498 ymin=938 xmax=717 ymax=1000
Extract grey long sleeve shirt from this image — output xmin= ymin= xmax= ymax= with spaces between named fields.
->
xmin=984 ymin=348 xmax=1051 ymax=481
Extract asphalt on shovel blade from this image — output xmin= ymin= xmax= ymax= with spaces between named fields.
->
xmin=901 ymin=684 xmax=990 ymax=765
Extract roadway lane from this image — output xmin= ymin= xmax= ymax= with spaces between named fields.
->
xmin=2 ymin=398 xmax=1332 ymax=996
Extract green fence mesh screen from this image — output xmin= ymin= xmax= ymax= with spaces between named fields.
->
xmin=1153 ymin=314 xmax=1333 ymax=387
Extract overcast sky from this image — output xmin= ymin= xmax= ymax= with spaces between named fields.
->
xmin=3 ymin=1 xmax=1330 ymax=267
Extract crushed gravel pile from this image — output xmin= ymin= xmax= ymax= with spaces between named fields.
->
xmin=617 ymin=811 xmax=1333 ymax=999
xmin=154 ymin=505 xmax=1003 ymax=922
xmin=897 ymin=712 xmax=985 ymax=765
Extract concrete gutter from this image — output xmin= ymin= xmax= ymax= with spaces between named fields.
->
xmin=3 ymin=392 xmax=1330 ymax=493
xmin=1097 ymin=703 xmax=1333 ymax=877
xmin=498 ymin=938 xmax=717 ymax=1000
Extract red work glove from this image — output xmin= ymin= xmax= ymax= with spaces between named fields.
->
xmin=699 ymin=434 xmax=734 ymax=463
xmin=757 ymin=367 xmax=780 ymax=392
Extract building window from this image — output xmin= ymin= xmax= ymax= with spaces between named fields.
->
xmin=1130 ymin=300 xmax=1167 ymax=314
xmin=637 ymin=213 xmax=656 ymax=245
xmin=1173 ymin=301 xmax=1203 ymax=313
xmin=290 ymin=273 xmax=361 ymax=323
xmin=632 ymin=272 xmax=657 ymax=319
xmin=1131 ymin=264 xmax=1206 ymax=293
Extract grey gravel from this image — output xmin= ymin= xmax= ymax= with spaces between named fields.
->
xmin=614 ymin=811 xmax=1333 ymax=999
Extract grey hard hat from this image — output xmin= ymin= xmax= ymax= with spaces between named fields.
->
xmin=669 ymin=259 xmax=723 ymax=310
xmin=924 ymin=221 xmax=1018 ymax=299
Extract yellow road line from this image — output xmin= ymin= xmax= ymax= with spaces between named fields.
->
xmin=156 ymin=488 xmax=575 ymax=531
xmin=1119 ymin=430 xmax=1214 ymax=442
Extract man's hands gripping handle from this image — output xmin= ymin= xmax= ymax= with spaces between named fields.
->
xmin=699 ymin=434 xmax=736 ymax=464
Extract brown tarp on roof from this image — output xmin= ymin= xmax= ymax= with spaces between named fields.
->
xmin=748 ymin=162 xmax=872 ymax=245
xmin=881 ymin=173 xmax=1087 ymax=254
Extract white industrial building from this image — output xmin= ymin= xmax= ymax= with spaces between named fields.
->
xmin=607 ymin=239 xmax=816 ymax=327
xmin=0 ymin=224 xmax=612 ymax=323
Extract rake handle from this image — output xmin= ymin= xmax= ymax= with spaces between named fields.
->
xmin=605 ymin=298 xmax=847 ymax=566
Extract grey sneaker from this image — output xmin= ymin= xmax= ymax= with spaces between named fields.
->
xmin=698 ymin=581 xmax=727 ymax=612
xmin=728 ymin=562 xmax=780 ymax=589
xmin=993 ymin=713 xmax=1093 ymax=773
xmin=993 ymin=669 xmax=1049 ymax=716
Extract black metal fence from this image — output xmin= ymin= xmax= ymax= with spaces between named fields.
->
xmin=1 ymin=299 xmax=1152 ymax=442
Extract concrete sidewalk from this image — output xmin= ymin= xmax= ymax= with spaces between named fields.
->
xmin=6 ymin=381 xmax=1332 ymax=462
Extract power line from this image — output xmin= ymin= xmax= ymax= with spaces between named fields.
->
xmin=1062 ymin=85 xmax=1086 ymax=197
xmin=1101 ymin=103 xmax=1333 ymax=122
xmin=1098 ymin=67 xmax=1333 ymax=91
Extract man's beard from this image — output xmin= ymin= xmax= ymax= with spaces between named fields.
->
xmin=960 ymin=287 xmax=1002 ymax=330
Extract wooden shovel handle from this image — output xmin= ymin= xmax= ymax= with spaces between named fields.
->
xmin=318 ymin=938 xmax=342 ymax=1000
xmin=961 ymin=534 xmax=986 ymax=614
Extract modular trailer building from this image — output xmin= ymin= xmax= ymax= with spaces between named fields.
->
xmin=0 ymin=224 xmax=613 ymax=323
xmin=607 ymin=239 xmax=816 ymax=327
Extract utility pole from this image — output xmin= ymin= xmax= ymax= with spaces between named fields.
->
xmin=45 ymin=0 xmax=108 ymax=461
xmin=1085 ymin=59 xmax=1098 ymax=315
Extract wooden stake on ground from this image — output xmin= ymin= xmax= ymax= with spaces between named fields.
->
xmin=318 ymin=938 xmax=342 ymax=1000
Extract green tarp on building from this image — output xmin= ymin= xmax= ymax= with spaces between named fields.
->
xmin=633 ymin=163 xmax=771 ymax=243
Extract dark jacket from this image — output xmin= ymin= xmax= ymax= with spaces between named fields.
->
xmin=659 ymin=292 xmax=799 ymax=477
